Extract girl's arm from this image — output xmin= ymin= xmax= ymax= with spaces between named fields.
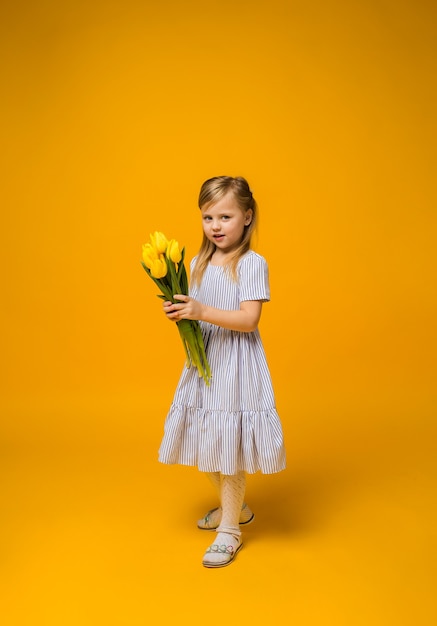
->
xmin=163 ymin=295 xmax=262 ymax=333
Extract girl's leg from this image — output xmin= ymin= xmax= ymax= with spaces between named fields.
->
xmin=220 ymin=471 xmax=246 ymax=529
xmin=202 ymin=471 xmax=246 ymax=567
xmin=196 ymin=472 xmax=222 ymax=529
xmin=197 ymin=472 xmax=254 ymax=530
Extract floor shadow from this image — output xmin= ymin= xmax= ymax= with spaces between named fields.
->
xmin=246 ymin=421 xmax=406 ymax=539
xmin=246 ymin=470 xmax=328 ymax=537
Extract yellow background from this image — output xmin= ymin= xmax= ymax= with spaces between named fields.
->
xmin=1 ymin=0 xmax=436 ymax=624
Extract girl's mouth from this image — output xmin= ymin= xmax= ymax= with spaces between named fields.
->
xmin=213 ymin=234 xmax=224 ymax=241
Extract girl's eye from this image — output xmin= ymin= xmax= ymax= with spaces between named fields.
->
xmin=203 ymin=216 xmax=212 ymax=221
xmin=221 ymin=215 xmax=230 ymax=220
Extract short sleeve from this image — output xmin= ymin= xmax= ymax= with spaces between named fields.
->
xmin=238 ymin=252 xmax=270 ymax=303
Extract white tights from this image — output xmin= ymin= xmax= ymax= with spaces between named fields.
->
xmin=202 ymin=471 xmax=246 ymax=564
xmin=206 ymin=471 xmax=246 ymax=529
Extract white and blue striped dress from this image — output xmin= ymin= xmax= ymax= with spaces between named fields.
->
xmin=158 ymin=250 xmax=286 ymax=475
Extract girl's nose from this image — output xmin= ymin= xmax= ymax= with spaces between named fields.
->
xmin=212 ymin=221 xmax=221 ymax=231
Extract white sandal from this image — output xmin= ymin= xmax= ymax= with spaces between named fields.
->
xmin=202 ymin=526 xmax=243 ymax=568
xmin=197 ymin=503 xmax=255 ymax=530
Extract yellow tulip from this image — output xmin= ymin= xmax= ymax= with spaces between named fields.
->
xmin=166 ymin=239 xmax=182 ymax=264
xmin=150 ymin=231 xmax=168 ymax=254
xmin=140 ymin=232 xmax=211 ymax=385
xmin=150 ymin=255 xmax=168 ymax=279
xmin=142 ymin=243 xmax=159 ymax=269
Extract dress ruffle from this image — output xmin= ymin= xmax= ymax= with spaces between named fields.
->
xmin=158 ymin=403 xmax=286 ymax=475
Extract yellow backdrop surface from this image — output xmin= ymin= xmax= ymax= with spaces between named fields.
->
xmin=1 ymin=1 xmax=436 ymax=624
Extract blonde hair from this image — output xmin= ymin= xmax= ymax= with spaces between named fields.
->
xmin=191 ymin=176 xmax=257 ymax=286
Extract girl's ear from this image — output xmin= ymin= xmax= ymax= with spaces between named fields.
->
xmin=244 ymin=209 xmax=253 ymax=225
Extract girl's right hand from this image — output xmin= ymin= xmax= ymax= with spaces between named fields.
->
xmin=163 ymin=300 xmax=177 ymax=321
xmin=163 ymin=296 xmax=204 ymax=322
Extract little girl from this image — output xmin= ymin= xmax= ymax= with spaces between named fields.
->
xmin=160 ymin=175 xmax=286 ymax=567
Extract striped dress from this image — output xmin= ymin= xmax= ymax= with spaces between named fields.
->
xmin=158 ymin=250 xmax=286 ymax=475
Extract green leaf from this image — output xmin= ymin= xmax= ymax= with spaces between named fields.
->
xmin=179 ymin=264 xmax=189 ymax=295
xmin=177 ymin=247 xmax=186 ymax=280
xmin=166 ymin=256 xmax=182 ymax=299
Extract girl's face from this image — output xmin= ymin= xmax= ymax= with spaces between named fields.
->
xmin=201 ymin=191 xmax=252 ymax=256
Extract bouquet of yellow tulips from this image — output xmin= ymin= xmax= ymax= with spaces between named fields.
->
xmin=141 ymin=231 xmax=211 ymax=385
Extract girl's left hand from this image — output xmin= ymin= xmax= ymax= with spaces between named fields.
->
xmin=163 ymin=295 xmax=204 ymax=322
